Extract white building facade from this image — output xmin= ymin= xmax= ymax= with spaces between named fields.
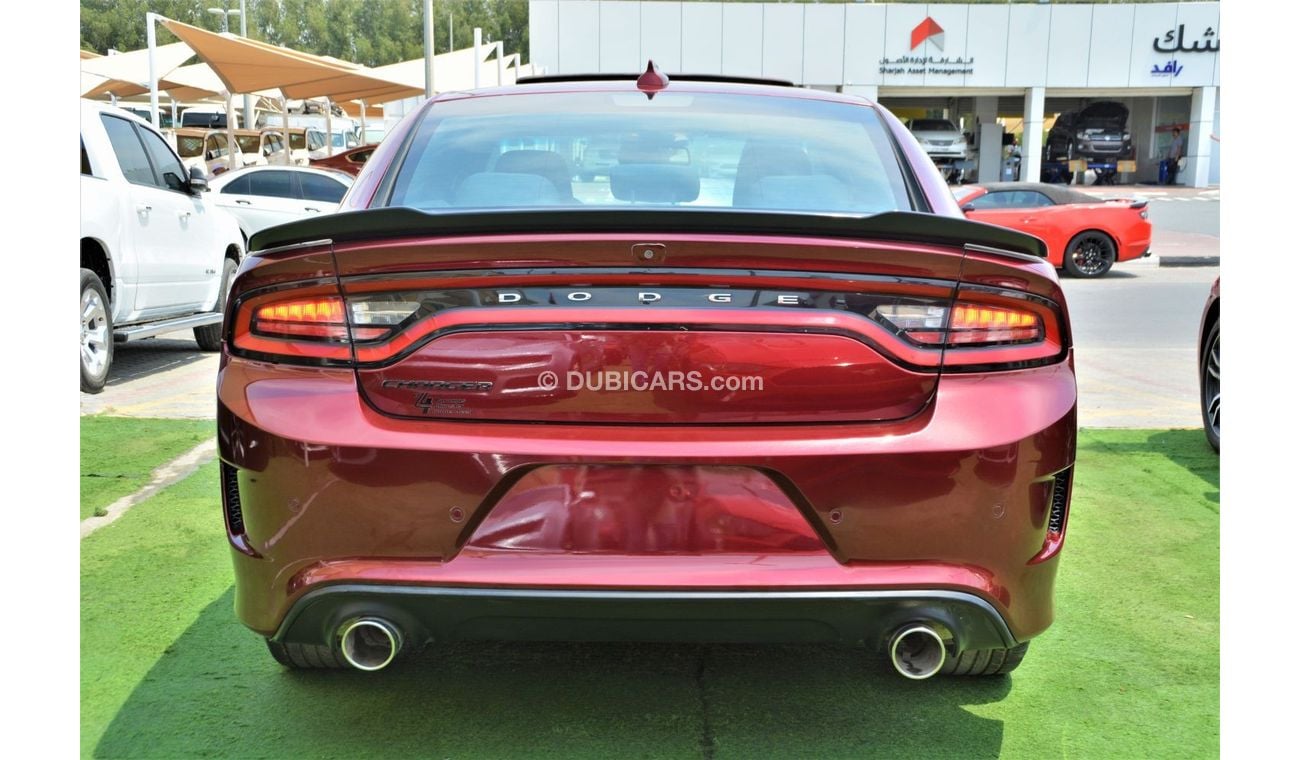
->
xmin=529 ymin=1 xmax=1220 ymax=187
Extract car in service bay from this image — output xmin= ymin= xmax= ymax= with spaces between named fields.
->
xmin=206 ymin=165 xmax=352 ymax=240
xmin=218 ymin=67 xmax=1077 ymax=680
xmin=954 ymin=182 xmax=1152 ymax=278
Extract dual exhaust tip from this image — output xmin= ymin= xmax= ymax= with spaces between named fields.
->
xmin=337 ymin=617 xmax=949 ymax=679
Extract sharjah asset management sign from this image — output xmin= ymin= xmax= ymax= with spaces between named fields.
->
xmin=879 ymin=17 xmax=974 ymax=76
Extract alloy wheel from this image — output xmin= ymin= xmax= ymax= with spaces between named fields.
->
xmin=1203 ymin=329 xmax=1220 ymax=441
xmin=81 ymin=286 xmax=109 ymax=378
xmin=1070 ymin=234 xmax=1116 ymax=277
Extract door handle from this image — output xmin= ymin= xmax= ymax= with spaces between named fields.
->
xmin=177 ymin=210 xmax=192 ymax=219
xmin=235 ymin=199 xmax=251 ymax=205
xmin=304 ymin=207 xmax=321 ymax=213
xmin=135 ymin=203 xmax=152 ymax=214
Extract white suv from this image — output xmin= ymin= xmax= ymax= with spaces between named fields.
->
xmin=80 ymin=100 xmax=243 ymax=393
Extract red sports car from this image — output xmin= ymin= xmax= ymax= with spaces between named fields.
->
xmin=954 ymin=182 xmax=1152 ymax=278
xmin=219 ymin=67 xmax=1077 ymax=680
xmin=308 ymin=144 xmax=376 ymax=177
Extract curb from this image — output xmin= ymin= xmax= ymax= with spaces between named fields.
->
xmin=80 ymin=438 xmax=218 ymax=539
xmin=1158 ymin=256 xmax=1220 ymax=268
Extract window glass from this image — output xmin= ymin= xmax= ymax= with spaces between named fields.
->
xmin=300 ymin=171 xmax=351 ymax=201
xmin=247 ymin=170 xmax=297 ymax=199
xmin=235 ymin=134 xmax=260 ymax=154
xmin=99 ymin=115 xmax=156 ymax=186
xmin=289 ymin=132 xmax=307 ymax=150
xmin=349 ymin=149 xmax=374 ymax=164
xmin=300 ymin=173 xmax=349 ymax=202
xmin=81 ymin=139 xmax=93 ymax=176
xmin=307 ymin=131 xmax=325 ymax=151
xmin=220 ymin=173 xmax=251 ymax=195
xmin=387 ymin=92 xmax=913 ymax=214
xmin=968 ymin=191 xmax=1013 ymax=210
xmin=137 ymin=126 xmax=189 ymax=192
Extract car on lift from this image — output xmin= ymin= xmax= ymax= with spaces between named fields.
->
xmin=954 ymin=182 xmax=1152 ymax=277
xmin=218 ymin=67 xmax=1077 ymax=680
xmin=1046 ymin=102 xmax=1134 ymax=162
xmin=907 ymin=118 xmax=971 ymax=182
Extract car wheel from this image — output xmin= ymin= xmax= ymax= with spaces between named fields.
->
xmin=194 ymin=257 xmax=236 ymax=351
xmin=939 ymin=642 xmax=1030 ymax=677
xmin=266 ymin=639 xmax=345 ymax=669
xmin=81 ymin=268 xmax=113 ymax=394
xmin=1201 ymin=318 xmax=1220 ymax=453
xmin=1063 ymin=231 xmax=1117 ymax=278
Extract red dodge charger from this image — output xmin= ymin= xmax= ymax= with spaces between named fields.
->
xmin=218 ymin=67 xmax=1077 ymax=679
xmin=955 ymin=182 xmax=1153 ymax=278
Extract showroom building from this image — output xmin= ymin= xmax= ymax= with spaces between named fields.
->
xmin=527 ymin=1 xmax=1220 ymax=187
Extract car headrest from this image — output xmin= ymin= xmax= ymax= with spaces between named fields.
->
xmin=609 ymin=164 xmax=700 ymax=204
xmin=494 ymin=150 xmax=574 ymax=199
xmin=453 ymin=172 xmax=560 ymax=207
xmin=733 ymin=142 xmax=814 ymax=207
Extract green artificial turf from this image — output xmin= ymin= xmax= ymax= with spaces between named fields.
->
xmin=79 ymin=416 xmax=214 ymax=520
xmin=80 ymin=429 xmax=1219 ymax=759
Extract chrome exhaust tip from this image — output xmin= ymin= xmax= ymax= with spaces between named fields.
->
xmin=338 ymin=618 xmax=402 ymax=671
xmin=889 ymin=624 xmax=947 ymax=680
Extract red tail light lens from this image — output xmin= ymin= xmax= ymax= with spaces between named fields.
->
xmin=253 ymin=297 xmax=350 ymax=341
xmin=875 ymin=302 xmax=1042 ymax=347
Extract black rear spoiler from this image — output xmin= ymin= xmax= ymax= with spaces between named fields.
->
xmin=250 ymin=208 xmax=1048 ymax=260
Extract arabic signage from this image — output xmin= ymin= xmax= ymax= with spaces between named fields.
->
xmin=880 ymin=17 xmax=973 ymax=77
xmin=1153 ymin=24 xmax=1220 ymax=54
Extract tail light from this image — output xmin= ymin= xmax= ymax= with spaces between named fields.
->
xmin=229 ymin=283 xmax=1064 ymax=371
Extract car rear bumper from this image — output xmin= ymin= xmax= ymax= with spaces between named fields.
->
xmin=218 ymin=355 xmax=1077 ymax=644
xmin=273 ymin=584 xmax=1018 ymax=652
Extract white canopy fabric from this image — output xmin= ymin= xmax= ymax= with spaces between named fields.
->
xmin=80 ymin=41 xmax=195 ymax=93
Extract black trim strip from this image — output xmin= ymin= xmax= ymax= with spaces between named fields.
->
xmin=249 ymin=208 xmax=1049 ymax=260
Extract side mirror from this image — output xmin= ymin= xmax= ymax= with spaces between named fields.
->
xmin=960 ymin=203 xmax=975 ymax=214
xmin=188 ymin=164 xmax=209 ymax=194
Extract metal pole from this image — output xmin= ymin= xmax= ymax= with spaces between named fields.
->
xmin=497 ymin=42 xmax=504 ymax=86
xmin=359 ymin=100 xmax=367 ymax=144
xmin=281 ymin=95 xmax=291 ymax=165
xmin=474 ymin=28 xmax=481 ymax=89
xmin=325 ymin=98 xmax=333 ymax=157
xmin=171 ymin=98 xmax=178 ymax=128
xmin=423 ymin=0 xmax=434 ymax=98
xmin=226 ymin=91 xmax=237 ymax=170
xmin=241 ymin=0 xmax=252 ymax=128
xmin=147 ymin=12 xmax=159 ymax=128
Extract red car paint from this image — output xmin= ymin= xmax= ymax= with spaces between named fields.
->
xmin=309 ymin=145 xmax=376 ymax=177
xmin=219 ymin=78 xmax=1076 ymax=674
xmin=956 ymin=183 xmax=1153 ymax=270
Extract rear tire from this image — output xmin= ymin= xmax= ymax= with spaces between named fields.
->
xmin=266 ymin=639 xmax=345 ymax=669
xmin=80 ymin=268 xmax=113 ymax=394
xmin=194 ymin=257 xmax=236 ymax=351
xmin=1063 ymin=230 xmax=1117 ymax=278
xmin=940 ymin=642 xmax=1030 ymax=677
xmin=1200 ymin=319 xmax=1220 ymax=453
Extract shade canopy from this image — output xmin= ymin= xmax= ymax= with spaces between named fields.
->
xmin=80 ymin=41 xmax=195 ymax=92
xmin=160 ymin=19 xmax=423 ymax=102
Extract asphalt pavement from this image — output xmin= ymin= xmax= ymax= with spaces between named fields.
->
xmin=81 ymin=192 xmax=1219 ymax=428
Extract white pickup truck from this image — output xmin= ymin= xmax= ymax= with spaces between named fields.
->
xmin=80 ymin=100 xmax=244 ymax=393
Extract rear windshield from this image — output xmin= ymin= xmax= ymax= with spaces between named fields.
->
xmin=911 ymin=119 xmax=957 ymax=132
xmin=386 ymin=91 xmax=913 ymax=215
